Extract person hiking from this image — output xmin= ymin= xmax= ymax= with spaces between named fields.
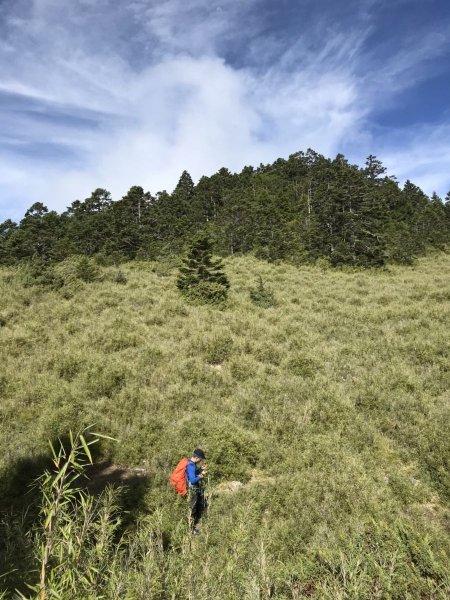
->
xmin=186 ymin=448 xmax=207 ymax=535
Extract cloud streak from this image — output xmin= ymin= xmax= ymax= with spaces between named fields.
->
xmin=1 ymin=0 xmax=449 ymax=220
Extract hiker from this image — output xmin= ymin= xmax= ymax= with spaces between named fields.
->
xmin=186 ymin=448 xmax=208 ymax=535
xmin=169 ymin=448 xmax=208 ymax=535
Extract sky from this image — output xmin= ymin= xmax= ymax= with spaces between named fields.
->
xmin=1 ymin=0 xmax=450 ymax=221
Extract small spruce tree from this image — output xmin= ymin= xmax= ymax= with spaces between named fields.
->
xmin=250 ymin=276 xmax=277 ymax=308
xmin=177 ymin=236 xmax=229 ymax=303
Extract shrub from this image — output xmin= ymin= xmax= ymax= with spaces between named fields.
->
xmin=206 ymin=421 xmax=261 ymax=482
xmin=254 ymin=343 xmax=281 ymax=365
xmin=230 ymin=355 xmax=256 ymax=381
xmin=201 ymin=335 xmax=234 ymax=365
xmin=0 ymin=374 xmax=8 ymax=395
xmin=286 ymin=354 xmax=318 ymax=377
xmin=56 ymin=354 xmax=84 ymax=381
xmin=74 ymin=256 xmax=99 ymax=282
xmin=84 ymin=362 xmax=128 ymax=398
xmin=20 ymin=259 xmax=63 ymax=289
xmin=151 ymin=256 xmax=180 ymax=278
xmin=315 ymin=257 xmax=331 ymax=270
xmin=94 ymin=251 xmax=124 ymax=267
xmin=114 ymin=269 xmax=128 ymax=285
xmin=53 ymin=256 xmax=100 ymax=286
xmin=177 ymin=418 xmax=260 ymax=482
xmin=249 ymin=276 xmax=277 ymax=308
xmin=184 ymin=280 xmax=228 ymax=305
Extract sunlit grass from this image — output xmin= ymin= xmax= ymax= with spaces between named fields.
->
xmin=1 ymin=253 xmax=449 ymax=597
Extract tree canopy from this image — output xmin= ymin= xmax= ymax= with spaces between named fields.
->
xmin=1 ymin=150 xmax=449 ymax=268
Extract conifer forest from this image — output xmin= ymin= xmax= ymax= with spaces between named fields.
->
xmin=1 ymin=151 xmax=449 ymax=269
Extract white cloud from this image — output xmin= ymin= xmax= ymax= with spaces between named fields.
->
xmin=0 ymin=0 xmax=449 ymax=220
xmin=380 ymin=124 xmax=450 ymax=196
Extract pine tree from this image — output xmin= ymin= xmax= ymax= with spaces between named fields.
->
xmin=177 ymin=236 xmax=229 ymax=303
xmin=0 ymin=219 xmax=17 ymax=264
xmin=249 ymin=276 xmax=277 ymax=307
xmin=194 ymin=167 xmax=235 ymax=225
xmin=111 ymin=186 xmax=151 ymax=258
xmin=364 ymin=155 xmax=387 ymax=181
xmin=149 ymin=171 xmax=196 ymax=253
xmin=64 ymin=189 xmax=114 ymax=256
xmin=6 ymin=203 xmax=63 ymax=262
xmin=445 ymin=192 xmax=450 ymax=232
xmin=170 ymin=171 xmax=195 ymax=236
xmin=423 ymin=192 xmax=448 ymax=247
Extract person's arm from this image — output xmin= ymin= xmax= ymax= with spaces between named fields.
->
xmin=186 ymin=461 xmax=202 ymax=485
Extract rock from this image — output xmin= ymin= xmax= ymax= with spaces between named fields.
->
xmin=227 ymin=481 xmax=243 ymax=492
xmin=216 ymin=480 xmax=244 ymax=494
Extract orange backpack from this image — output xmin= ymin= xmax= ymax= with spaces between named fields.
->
xmin=169 ymin=457 xmax=189 ymax=497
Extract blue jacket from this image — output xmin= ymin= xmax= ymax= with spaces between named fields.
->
xmin=186 ymin=459 xmax=202 ymax=487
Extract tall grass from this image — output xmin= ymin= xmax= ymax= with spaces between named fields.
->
xmin=0 ymin=254 xmax=449 ymax=598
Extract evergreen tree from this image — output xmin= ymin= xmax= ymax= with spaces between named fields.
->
xmin=444 ymin=192 xmax=450 ymax=230
xmin=174 ymin=170 xmax=194 ymax=198
xmin=0 ymin=219 xmax=17 ymax=264
xmin=171 ymin=171 xmax=195 ymax=235
xmin=5 ymin=203 xmax=63 ymax=261
xmin=64 ymin=189 xmax=114 ymax=256
xmin=401 ymin=181 xmax=430 ymax=255
xmin=149 ymin=172 xmax=196 ymax=253
xmin=194 ymin=168 xmax=235 ymax=225
xmin=422 ymin=192 xmax=448 ymax=248
xmin=111 ymin=186 xmax=152 ymax=258
xmin=249 ymin=276 xmax=277 ymax=307
xmin=217 ymin=187 xmax=254 ymax=255
xmin=364 ymin=155 xmax=387 ymax=181
xmin=177 ymin=236 xmax=229 ymax=303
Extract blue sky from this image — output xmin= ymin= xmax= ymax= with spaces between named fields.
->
xmin=1 ymin=0 xmax=450 ymax=221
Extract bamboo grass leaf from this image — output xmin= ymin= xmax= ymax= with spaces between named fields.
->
xmin=79 ymin=434 xmax=93 ymax=464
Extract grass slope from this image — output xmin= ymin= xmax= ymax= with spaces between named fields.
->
xmin=0 ymin=254 xmax=449 ymax=598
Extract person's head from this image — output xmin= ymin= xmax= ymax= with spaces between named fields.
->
xmin=191 ymin=448 xmax=206 ymax=463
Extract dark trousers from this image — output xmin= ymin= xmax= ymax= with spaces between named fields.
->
xmin=190 ymin=485 xmax=207 ymax=528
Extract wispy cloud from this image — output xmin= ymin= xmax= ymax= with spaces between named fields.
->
xmin=1 ymin=0 xmax=449 ymax=220
xmin=380 ymin=123 xmax=450 ymax=196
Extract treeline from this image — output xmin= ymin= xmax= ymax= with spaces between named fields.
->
xmin=1 ymin=149 xmax=449 ymax=267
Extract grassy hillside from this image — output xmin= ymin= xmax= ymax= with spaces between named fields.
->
xmin=1 ymin=254 xmax=449 ymax=598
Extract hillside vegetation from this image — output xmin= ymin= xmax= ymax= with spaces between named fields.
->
xmin=2 ymin=150 xmax=449 ymax=269
xmin=0 ymin=253 xmax=449 ymax=598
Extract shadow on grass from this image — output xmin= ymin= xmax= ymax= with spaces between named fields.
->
xmin=0 ymin=436 xmax=151 ymax=596
xmin=84 ymin=460 xmax=151 ymax=522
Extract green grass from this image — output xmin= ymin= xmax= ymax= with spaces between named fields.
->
xmin=0 ymin=254 xmax=449 ymax=598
